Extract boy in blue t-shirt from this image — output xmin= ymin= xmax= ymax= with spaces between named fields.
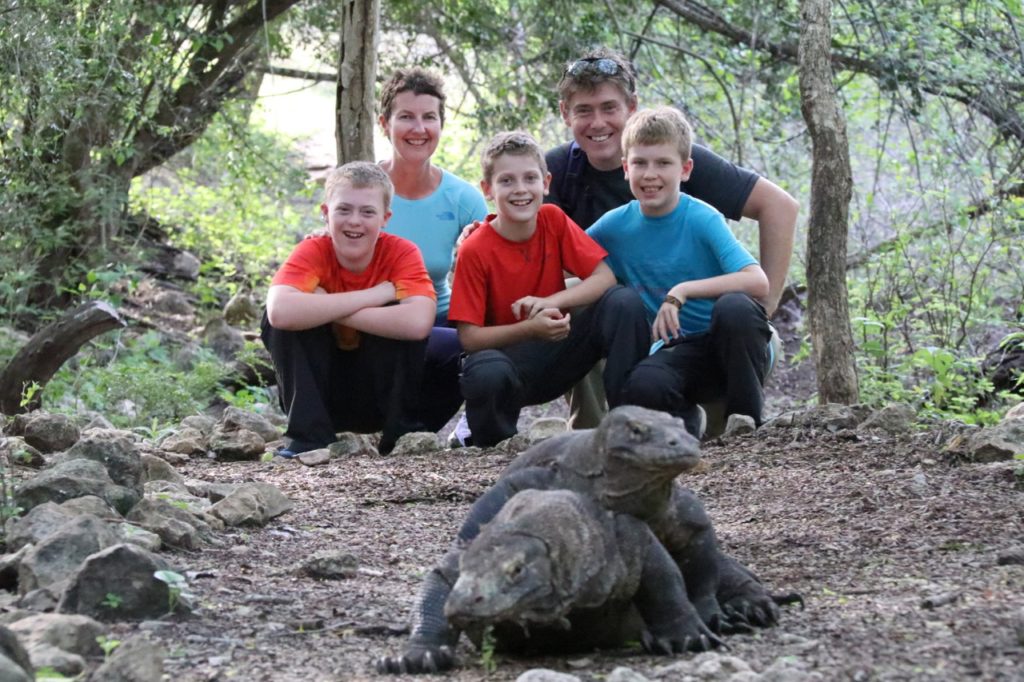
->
xmin=587 ymin=106 xmax=772 ymax=436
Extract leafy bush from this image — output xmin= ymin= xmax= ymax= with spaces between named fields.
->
xmin=43 ymin=331 xmax=229 ymax=428
xmin=131 ymin=103 xmax=314 ymax=306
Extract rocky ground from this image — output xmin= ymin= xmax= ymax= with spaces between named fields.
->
xmin=108 ymin=405 xmax=1019 ymax=682
xmin=1 ymin=288 xmax=1022 ymax=682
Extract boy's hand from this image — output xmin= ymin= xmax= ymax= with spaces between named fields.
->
xmin=455 ymin=220 xmax=485 ymax=252
xmin=511 ymin=296 xmax=559 ymax=321
xmin=531 ymin=309 xmax=571 ymax=342
xmin=305 ymin=228 xmax=328 ymax=240
xmin=653 ymin=297 xmax=684 ymax=344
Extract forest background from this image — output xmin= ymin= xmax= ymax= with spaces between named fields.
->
xmin=1 ymin=0 xmax=1023 ymax=428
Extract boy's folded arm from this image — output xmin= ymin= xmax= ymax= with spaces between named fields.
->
xmin=669 ymin=265 xmax=769 ymax=303
xmin=457 ymin=314 xmax=570 ymax=352
xmin=340 ymin=295 xmax=436 ymax=340
xmin=457 ymin=320 xmax=534 ymax=352
xmin=543 ymin=261 xmax=616 ymax=312
xmin=265 ymin=283 xmax=396 ymax=330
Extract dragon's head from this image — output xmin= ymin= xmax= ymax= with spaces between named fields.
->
xmin=589 ymin=405 xmax=701 ymax=516
xmin=445 ymin=490 xmax=597 ymax=630
xmin=446 ymin=530 xmax=562 ymax=630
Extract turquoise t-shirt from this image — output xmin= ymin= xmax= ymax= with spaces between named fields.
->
xmin=587 ymin=194 xmax=757 ymax=334
xmin=386 ymin=170 xmax=488 ymax=317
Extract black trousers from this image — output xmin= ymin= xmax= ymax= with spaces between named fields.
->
xmin=260 ymin=313 xmax=433 ymax=454
xmin=460 ymin=285 xmax=649 ymax=447
xmin=621 ymin=293 xmax=771 ymax=433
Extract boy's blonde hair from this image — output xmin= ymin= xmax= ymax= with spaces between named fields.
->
xmin=622 ymin=106 xmax=693 ymax=163
xmin=379 ymin=67 xmax=447 ymax=127
xmin=324 ymin=162 xmax=394 ymax=212
xmin=480 ymin=131 xmax=548 ymax=182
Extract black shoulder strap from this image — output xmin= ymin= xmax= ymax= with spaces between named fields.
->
xmin=559 ymin=141 xmax=588 ymax=219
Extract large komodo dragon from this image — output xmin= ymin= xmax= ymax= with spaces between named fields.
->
xmin=444 ymin=487 xmax=713 ymax=656
xmin=378 ymin=405 xmax=797 ymax=674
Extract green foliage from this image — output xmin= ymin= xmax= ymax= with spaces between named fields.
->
xmin=998 ymin=332 xmax=1024 ymax=390
xmin=479 ymin=625 xmax=498 ymax=674
xmin=96 ymin=634 xmax=121 ymax=660
xmin=35 ymin=669 xmax=72 ymax=681
xmin=131 ymin=105 xmax=313 ymax=303
xmin=101 ymin=592 xmax=123 ymax=609
xmin=19 ymin=381 xmax=41 ymax=409
xmin=0 ymin=0 xmax=300 ymax=319
xmin=42 ymin=331 xmax=229 ymax=429
xmin=380 ymin=0 xmax=628 ymax=135
xmin=154 ymin=569 xmax=190 ymax=614
xmin=218 ymin=340 xmax=277 ymax=412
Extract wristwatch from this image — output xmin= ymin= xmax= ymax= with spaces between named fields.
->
xmin=663 ymin=294 xmax=683 ymax=309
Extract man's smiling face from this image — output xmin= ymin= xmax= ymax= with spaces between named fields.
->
xmin=560 ymin=82 xmax=638 ymax=171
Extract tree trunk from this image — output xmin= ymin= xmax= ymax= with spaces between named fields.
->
xmin=798 ymin=0 xmax=859 ymax=404
xmin=0 ymin=301 xmax=126 ymax=414
xmin=336 ymin=0 xmax=380 ymax=165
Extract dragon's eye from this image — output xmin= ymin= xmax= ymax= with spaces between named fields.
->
xmin=506 ymin=561 xmax=524 ymax=581
xmin=628 ymin=421 xmax=648 ymax=441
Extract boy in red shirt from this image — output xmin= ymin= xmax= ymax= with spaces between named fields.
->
xmin=262 ymin=162 xmax=444 ymax=455
xmin=448 ymin=132 xmax=648 ymax=447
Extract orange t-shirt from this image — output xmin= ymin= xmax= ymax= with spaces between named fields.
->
xmin=271 ymin=233 xmax=434 ymax=348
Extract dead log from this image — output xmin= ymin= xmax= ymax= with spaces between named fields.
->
xmin=0 ymin=301 xmax=126 ymax=414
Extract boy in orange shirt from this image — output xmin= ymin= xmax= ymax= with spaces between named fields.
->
xmin=448 ymin=132 xmax=648 ymax=447
xmin=262 ymin=162 xmax=447 ymax=455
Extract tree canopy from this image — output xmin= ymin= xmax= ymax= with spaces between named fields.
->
xmin=1 ymin=0 xmax=1022 ymax=417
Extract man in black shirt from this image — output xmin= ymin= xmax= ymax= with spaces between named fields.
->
xmin=548 ymin=48 xmax=798 ymax=428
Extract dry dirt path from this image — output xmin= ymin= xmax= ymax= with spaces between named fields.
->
xmin=110 ymin=423 xmax=1024 ymax=681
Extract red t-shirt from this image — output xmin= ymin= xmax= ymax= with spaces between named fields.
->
xmin=449 ymin=204 xmax=607 ymax=327
xmin=272 ymin=233 xmax=434 ymax=348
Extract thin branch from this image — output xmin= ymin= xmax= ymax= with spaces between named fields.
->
xmin=257 ymin=65 xmax=336 ymax=82
xmin=653 ymin=0 xmax=1024 ymax=145
xmin=624 ymin=30 xmax=741 ymax=155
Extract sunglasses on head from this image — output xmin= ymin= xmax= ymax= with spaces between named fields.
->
xmin=565 ymin=57 xmax=623 ymax=78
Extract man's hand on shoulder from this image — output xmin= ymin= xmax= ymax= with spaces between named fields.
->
xmin=530 ymin=308 xmax=571 ymax=342
xmin=304 ymin=228 xmax=328 ymax=240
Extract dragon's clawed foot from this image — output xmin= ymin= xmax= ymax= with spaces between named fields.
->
xmin=642 ymin=618 xmax=726 ymax=654
xmin=376 ymin=645 xmax=455 ymax=675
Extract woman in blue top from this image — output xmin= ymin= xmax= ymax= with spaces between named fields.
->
xmin=377 ymin=68 xmax=488 ymax=431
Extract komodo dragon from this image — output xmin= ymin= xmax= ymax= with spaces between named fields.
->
xmin=378 ymin=405 xmax=795 ymax=674
xmin=444 ymin=488 xmax=713 ymax=657
xmin=504 ymin=407 xmax=794 ymax=632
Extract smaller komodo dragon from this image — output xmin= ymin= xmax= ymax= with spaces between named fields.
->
xmin=378 ymin=405 xmax=797 ymax=674
xmin=444 ymin=488 xmax=714 ymax=658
